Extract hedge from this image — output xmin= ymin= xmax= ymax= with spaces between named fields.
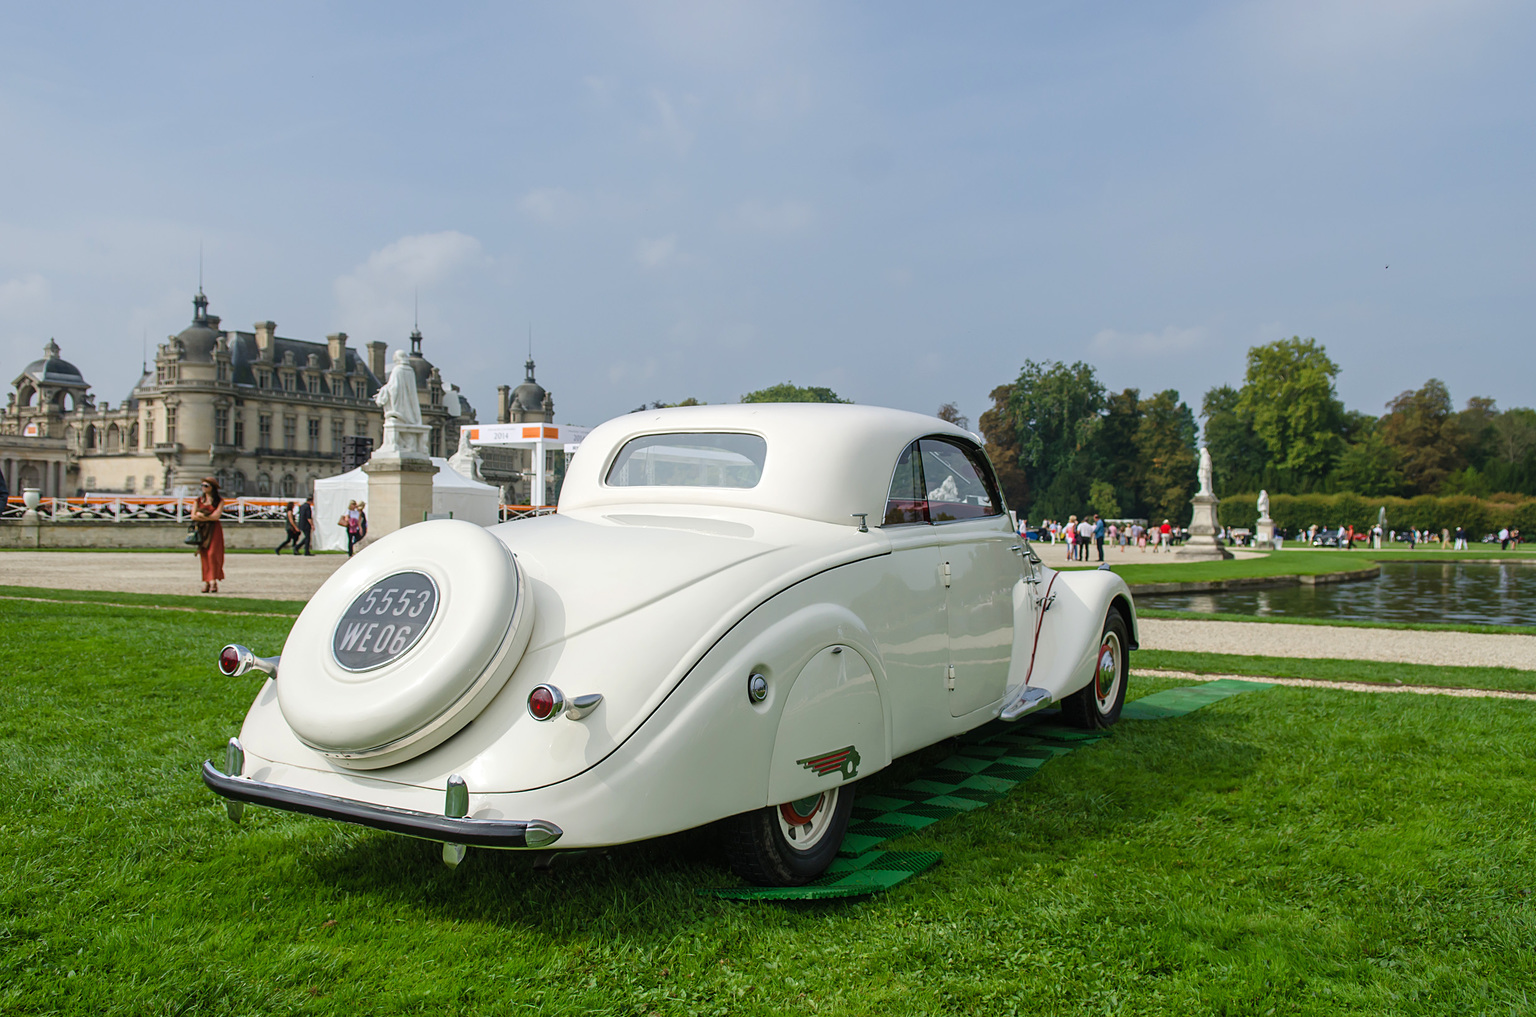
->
xmin=1217 ymin=492 xmax=1536 ymax=536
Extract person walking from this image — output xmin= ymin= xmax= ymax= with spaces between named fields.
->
xmin=1093 ymin=514 xmax=1106 ymax=562
xmin=1455 ymin=525 xmax=1466 ymax=550
xmin=295 ymin=493 xmax=314 ymax=556
xmin=1077 ymin=516 xmax=1093 ymax=560
xmin=1499 ymin=526 xmax=1511 ymax=551
xmin=1158 ymin=519 xmax=1171 ymax=552
xmin=345 ymin=499 xmax=367 ymax=557
xmin=191 ymin=477 xmax=225 ymax=594
xmin=276 ymin=499 xmax=300 ymax=554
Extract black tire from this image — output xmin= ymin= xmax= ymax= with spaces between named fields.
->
xmin=723 ymin=784 xmax=856 ymax=886
xmin=1061 ymin=610 xmax=1129 ymax=729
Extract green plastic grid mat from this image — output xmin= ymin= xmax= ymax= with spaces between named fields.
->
xmin=702 ymin=679 xmax=1272 ymax=901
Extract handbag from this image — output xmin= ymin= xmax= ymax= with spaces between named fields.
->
xmin=184 ymin=525 xmax=203 ymax=546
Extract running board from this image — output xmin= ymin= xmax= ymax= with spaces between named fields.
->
xmin=999 ymin=687 xmax=1052 ymax=722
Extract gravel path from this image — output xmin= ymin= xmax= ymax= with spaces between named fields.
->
xmin=1134 ymin=668 xmax=1536 ymax=702
xmin=1137 ymin=617 xmax=1536 ymax=670
xmin=0 ymin=551 xmax=343 ymax=601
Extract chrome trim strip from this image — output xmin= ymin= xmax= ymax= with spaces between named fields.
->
xmin=564 ymin=693 xmax=603 ymax=721
xmin=200 ymin=761 xmax=563 ymax=849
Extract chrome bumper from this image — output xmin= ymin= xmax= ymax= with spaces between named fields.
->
xmin=200 ymin=761 xmax=563 ymax=848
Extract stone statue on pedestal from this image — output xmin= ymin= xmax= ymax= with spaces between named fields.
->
xmin=373 ymin=350 xmax=428 ymax=456
xmin=1255 ymin=488 xmax=1276 ymax=548
xmin=447 ymin=441 xmax=485 ymax=484
xmin=1176 ymin=445 xmax=1234 ymax=561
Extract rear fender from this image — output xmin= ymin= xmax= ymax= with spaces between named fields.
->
xmin=767 ymin=641 xmax=884 ymax=804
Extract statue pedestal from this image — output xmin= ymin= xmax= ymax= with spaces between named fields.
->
xmin=1256 ymin=517 xmax=1276 ymax=547
xmin=363 ymin=451 xmax=438 ymax=541
xmin=1176 ymin=493 xmax=1234 ymax=561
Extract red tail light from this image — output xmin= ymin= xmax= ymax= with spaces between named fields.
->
xmin=528 ymin=684 xmax=563 ymax=721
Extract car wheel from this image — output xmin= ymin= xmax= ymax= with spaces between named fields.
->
xmin=723 ymin=784 xmax=856 ymax=886
xmin=1061 ymin=611 xmax=1129 ymax=729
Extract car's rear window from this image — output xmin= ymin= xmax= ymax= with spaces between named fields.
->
xmin=605 ymin=432 xmax=768 ymax=489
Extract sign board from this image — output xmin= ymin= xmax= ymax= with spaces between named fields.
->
xmin=23 ymin=422 xmax=39 ymax=437
xmin=461 ymin=423 xmax=592 ymax=446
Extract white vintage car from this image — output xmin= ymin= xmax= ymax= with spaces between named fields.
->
xmin=205 ymin=404 xmax=1138 ymax=885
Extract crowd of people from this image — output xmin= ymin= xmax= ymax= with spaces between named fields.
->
xmin=1031 ymin=516 xmax=1182 ymax=561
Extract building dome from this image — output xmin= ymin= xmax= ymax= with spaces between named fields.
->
xmin=173 ymin=291 xmax=222 ymax=362
xmin=511 ymin=356 xmax=547 ymax=412
xmin=20 ymin=339 xmax=86 ymax=386
xmin=403 ymin=327 xmax=437 ymax=387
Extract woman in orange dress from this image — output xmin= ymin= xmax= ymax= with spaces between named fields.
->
xmin=192 ymin=477 xmax=226 ymax=593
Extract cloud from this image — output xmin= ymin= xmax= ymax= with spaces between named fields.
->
xmin=0 ymin=273 xmax=49 ymax=312
xmin=518 ymin=187 xmax=579 ymax=224
xmin=723 ymin=199 xmax=815 ymax=237
xmin=1089 ymin=325 xmax=1209 ymax=356
xmin=635 ymin=234 xmax=680 ymax=269
xmin=333 ymin=231 xmax=486 ymax=339
xmin=645 ymin=89 xmax=697 ymax=156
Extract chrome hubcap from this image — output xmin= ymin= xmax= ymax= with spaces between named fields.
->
xmin=776 ymin=787 xmax=840 ymax=852
xmin=1095 ymin=631 xmax=1122 ymax=712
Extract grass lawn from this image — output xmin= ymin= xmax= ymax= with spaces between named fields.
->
xmin=0 ymin=583 xmax=305 ymax=616
xmin=4 ymin=598 xmax=1535 ymax=1015
xmin=1069 ymin=546 xmax=1535 ymax=589
xmin=1135 ymin=649 xmax=1536 ymax=693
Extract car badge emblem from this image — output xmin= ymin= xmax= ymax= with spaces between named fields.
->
xmin=332 ymin=571 xmax=439 ymax=672
xmin=797 ymin=745 xmax=861 ymax=781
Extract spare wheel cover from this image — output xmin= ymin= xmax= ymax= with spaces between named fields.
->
xmin=277 ymin=519 xmax=535 ymax=769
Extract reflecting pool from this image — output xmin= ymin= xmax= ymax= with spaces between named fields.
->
xmin=1139 ymin=561 xmax=1536 ymax=627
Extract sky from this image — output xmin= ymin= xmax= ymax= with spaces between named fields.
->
xmin=1 ymin=1 xmax=1532 ymax=431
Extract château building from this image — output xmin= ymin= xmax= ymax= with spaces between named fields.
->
xmin=0 ymin=290 xmax=476 ymax=498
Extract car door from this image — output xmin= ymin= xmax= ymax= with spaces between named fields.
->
xmin=918 ymin=438 xmax=1017 ymax=718
xmin=867 ymin=440 xmax=951 ymax=756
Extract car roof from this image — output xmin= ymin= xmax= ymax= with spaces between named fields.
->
xmin=557 ymin=403 xmax=981 ymax=527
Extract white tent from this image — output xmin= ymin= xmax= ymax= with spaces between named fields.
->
xmin=312 ymin=458 xmax=500 ymax=552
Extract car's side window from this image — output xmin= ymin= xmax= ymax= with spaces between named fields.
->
xmin=883 ymin=441 xmax=929 ymax=525
xmin=919 ymin=438 xmax=1002 ymax=522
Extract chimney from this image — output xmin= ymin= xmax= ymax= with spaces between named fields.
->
xmin=253 ymin=321 xmax=276 ymax=362
xmin=327 ymin=332 xmax=347 ymax=369
xmin=497 ymin=384 xmax=511 ymax=424
xmin=366 ymin=341 xmax=387 ymax=379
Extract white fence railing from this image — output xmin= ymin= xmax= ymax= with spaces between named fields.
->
xmin=4 ymin=496 xmax=558 ymax=524
xmin=498 ymin=505 xmax=557 ymax=522
xmin=2 ymin=496 xmax=292 ymax=523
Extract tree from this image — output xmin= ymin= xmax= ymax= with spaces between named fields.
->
xmin=1200 ymin=384 xmax=1268 ymax=497
xmin=1005 ymin=360 xmax=1106 ymax=520
xmin=936 ymin=402 xmax=969 ymax=430
xmin=1492 ymin=408 xmax=1536 ymax=466
xmin=635 ymin=397 xmax=705 ymax=411
xmin=1235 ymin=338 xmax=1344 ymax=485
xmin=1097 ymin=388 xmax=1144 ymax=516
xmin=740 ymin=382 xmax=850 ymax=404
xmin=1134 ymin=389 xmax=1198 ymax=522
xmin=1458 ymin=396 xmax=1499 ymax=469
xmin=1330 ymin=430 xmax=1405 ymax=497
xmin=1378 ymin=379 xmax=1467 ymax=494
xmin=1088 ymin=480 xmax=1120 ymax=519
xmin=978 ymin=384 xmax=1028 ymax=511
